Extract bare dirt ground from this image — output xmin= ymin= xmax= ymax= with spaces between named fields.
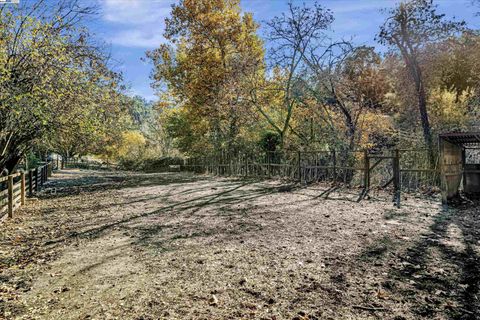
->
xmin=0 ymin=169 xmax=479 ymax=320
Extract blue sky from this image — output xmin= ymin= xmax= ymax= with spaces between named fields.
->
xmin=87 ymin=0 xmax=480 ymax=102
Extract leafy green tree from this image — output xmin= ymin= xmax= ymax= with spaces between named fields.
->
xmin=0 ymin=0 xmax=128 ymax=172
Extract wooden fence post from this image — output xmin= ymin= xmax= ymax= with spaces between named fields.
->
xmin=20 ymin=172 xmax=26 ymax=205
xmin=364 ymin=149 xmax=370 ymax=190
xmin=297 ymin=151 xmax=302 ymax=183
xmin=28 ymin=170 xmax=33 ymax=196
xmin=267 ymin=152 xmax=271 ymax=178
xmin=7 ymin=175 xmax=13 ymax=218
xmin=332 ymin=149 xmax=337 ymax=182
xmin=393 ymin=149 xmax=401 ymax=208
xmin=34 ymin=168 xmax=39 ymax=191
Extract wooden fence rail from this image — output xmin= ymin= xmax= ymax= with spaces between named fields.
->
xmin=59 ymin=149 xmax=439 ymax=209
xmin=181 ymin=149 xmax=440 ymax=208
xmin=62 ymin=158 xmax=118 ymax=171
xmin=0 ymin=161 xmax=56 ymax=220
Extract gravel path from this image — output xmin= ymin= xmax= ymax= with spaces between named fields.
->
xmin=0 ymin=169 xmax=478 ymax=320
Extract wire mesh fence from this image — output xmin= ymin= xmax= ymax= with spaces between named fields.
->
xmin=181 ymin=148 xmax=440 ymax=194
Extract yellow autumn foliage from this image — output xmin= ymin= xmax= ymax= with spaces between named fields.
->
xmin=103 ymin=131 xmax=146 ymax=163
xmin=428 ymin=88 xmax=469 ymax=132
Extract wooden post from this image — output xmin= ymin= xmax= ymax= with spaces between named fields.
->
xmin=267 ymin=152 xmax=271 ymax=178
xmin=20 ymin=172 xmax=26 ymax=205
xmin=34 ymin=168 xmax=39 ymax=191
xmin=7 ymin=175 xmax=13 ymax=218
xmin=28 ymin=170 xmax=33 ymax=196
xmin=393 ymin=149 xmax=401 ymax=208
xmin=462 ymin=147 xmax=466 ymax=192
xmin=364 ymin=149 xmax=370 ymax=190
xmin=332 ymin=149 xmax=337 ymax=182
xmin=297 ymin=151 xmax=302 ymax=183
xmin=245 ymin=156 xmax=248 ymax=177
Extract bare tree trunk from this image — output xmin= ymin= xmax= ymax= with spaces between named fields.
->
xmin=3 ymin=154 xmax=21 ymax=174
xmin=417 ymin=81 xmax=434 ymax=159
xmin=410 ymin=59 xmax=435 ymax=165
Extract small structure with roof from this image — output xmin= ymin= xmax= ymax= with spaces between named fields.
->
xmin=439 ymin=132 xmax=480 ymax=203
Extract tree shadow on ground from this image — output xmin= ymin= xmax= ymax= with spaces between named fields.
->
xmin=356 ymin=203 xmax=480 ymax=319
xmin=42 ymin=170 xmax=399 ymax=254
xmin=40 ymin=170 xmax=253 ymax=199
xmin=43 ymin=179 xmax=287 ymax=246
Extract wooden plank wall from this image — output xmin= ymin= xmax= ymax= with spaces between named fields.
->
xmin=439 ymin=139 xmax=463 ymax=203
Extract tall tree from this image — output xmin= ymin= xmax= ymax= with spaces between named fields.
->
xmin=377 ymin=0 xmax=465 ymax=160
xmin=0 ymin=0 xmax=124 ymax=172
xmin=147 ymin=0 xmax=264 ymax=155
xmin=251 ymin=1 xmax=334 ymax=147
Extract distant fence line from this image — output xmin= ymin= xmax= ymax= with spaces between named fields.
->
xmin=60 ymin=149 xmax=439 ymax=195
xmin=0 ymin=148 xmax=437 ymax=219
xmin=180 ymin=149 xmax=440 ymax=199
xmin=0 ymin=161 xmax=56 ymax=220
xmin=60 ymin=149 xmax=438 ymax=194
xmin=61 ymin=158 xmax=119 ymax=171
xmin=60 ymin=148 xmax=439 ymax=206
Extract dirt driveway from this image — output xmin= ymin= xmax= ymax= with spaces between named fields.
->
xmin=0 ymin=169 xmax=478 ymax=319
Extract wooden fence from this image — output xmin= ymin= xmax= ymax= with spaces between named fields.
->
xmin=62 ymin=158 xmax=118 ymax=170
xmin=58 ymin=149 xmax=439 ymax=208
xmin=182 ymin=149 xmax=440 ymax=207
xmin=0 ymin=162 xmax=55 ymax=220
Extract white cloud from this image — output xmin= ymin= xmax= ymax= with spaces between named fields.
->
xmin=109 ymin=29 xmax=165 ymax=48
xmin=101 ymin=0 xmax=175 ymax=48
xmin=102 ymin=0 xmax=172 ymax=25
